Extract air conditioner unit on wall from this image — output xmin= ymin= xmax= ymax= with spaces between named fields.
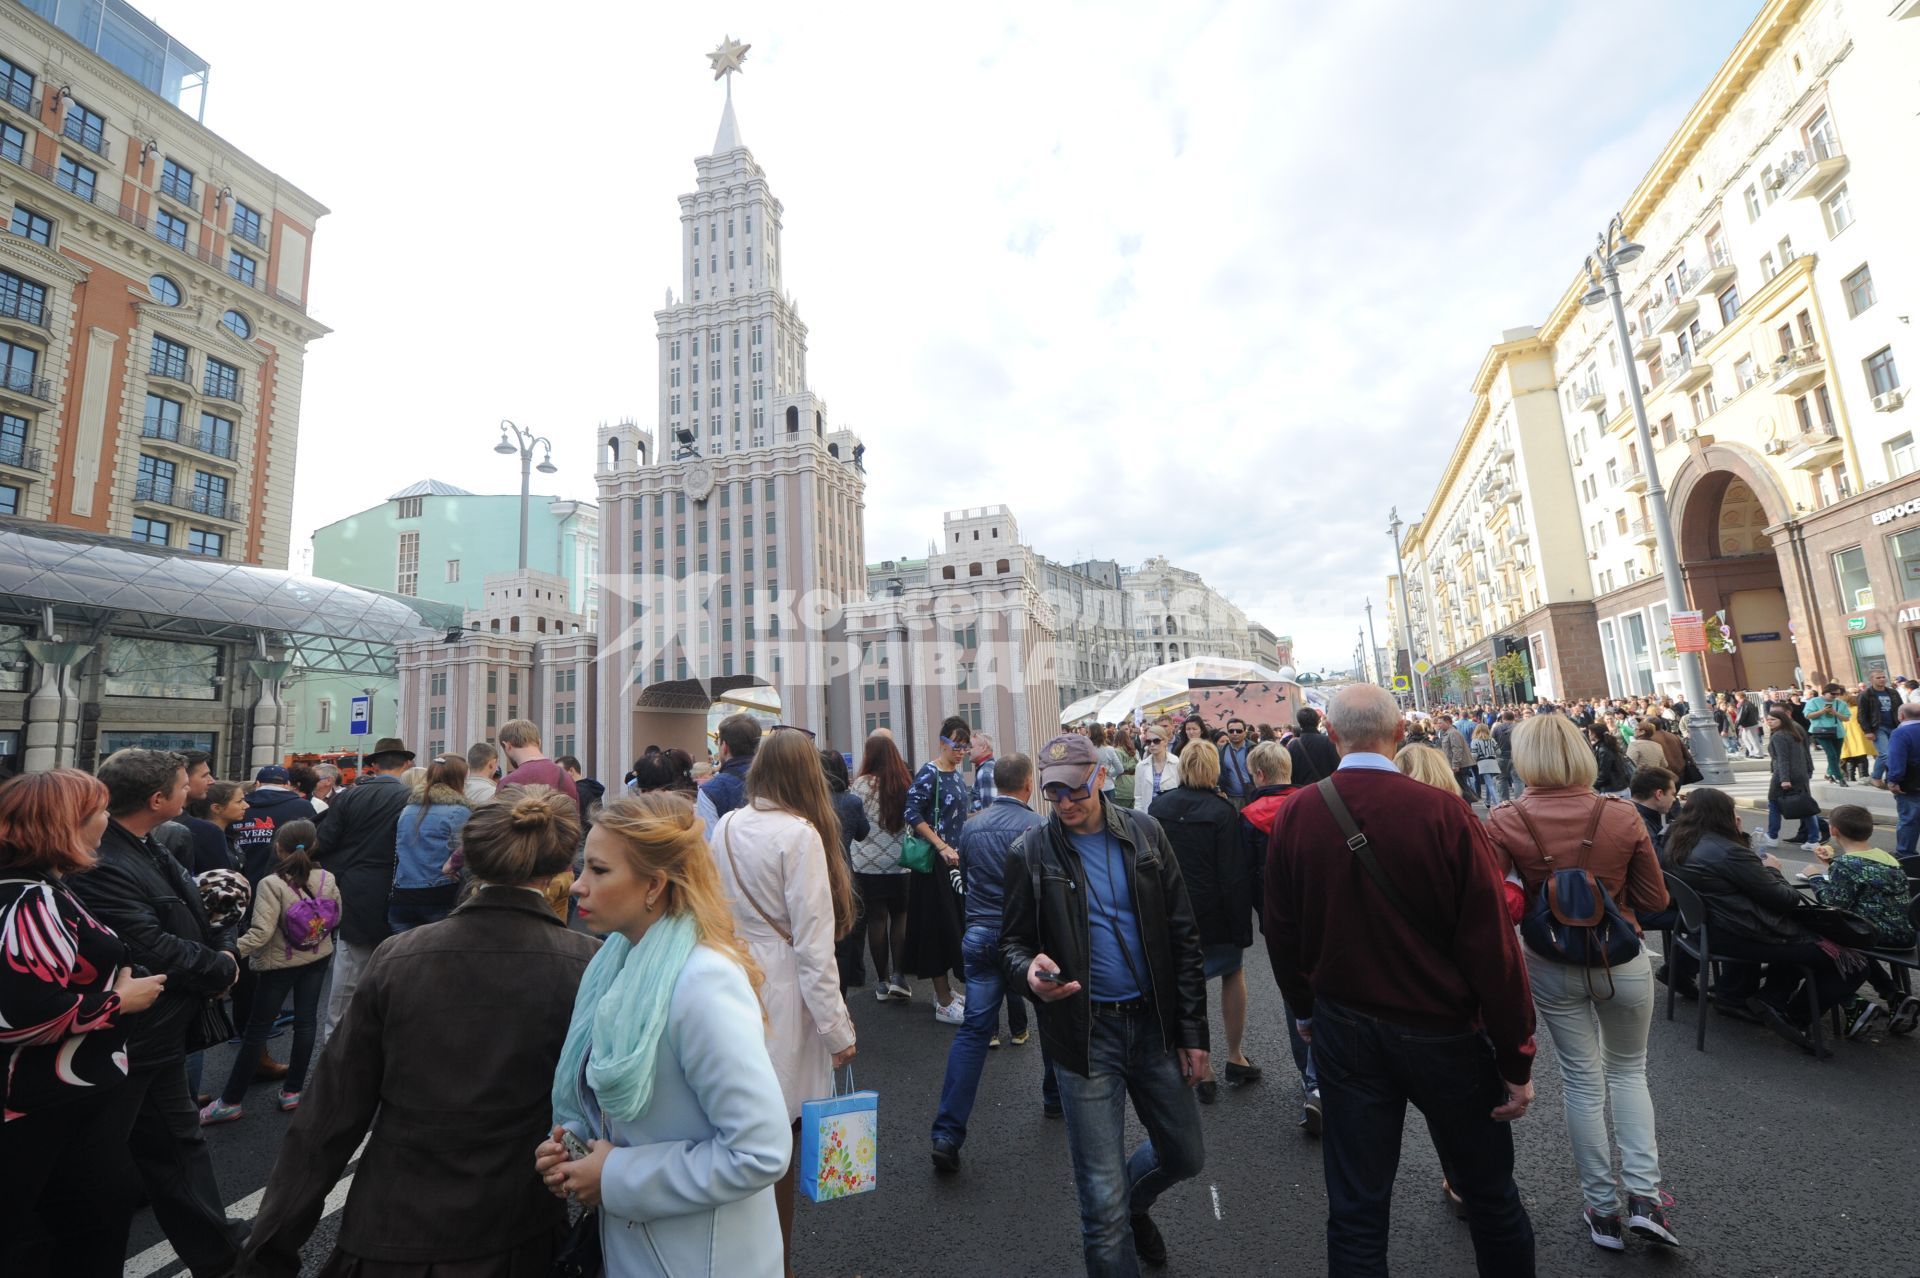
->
xmin=1679 ymin=427 xmax=1699 ymax=441
xmin=1763 ymin=438 xmax=1788 ymax=454
xmin=1873 ymin=390 xmax=1906 ymax=413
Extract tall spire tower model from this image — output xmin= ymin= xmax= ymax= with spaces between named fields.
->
xmin=595 ymin=39 xmax=868 ymax=764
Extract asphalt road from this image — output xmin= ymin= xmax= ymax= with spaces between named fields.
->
xmin=131 ymin=924 xmax=1918 ymax=1278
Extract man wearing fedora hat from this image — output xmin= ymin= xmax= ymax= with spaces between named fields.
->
xmin=315 ymin=737 xmax=415 ymax=1037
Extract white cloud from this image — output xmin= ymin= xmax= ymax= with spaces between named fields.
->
xmin=138 ymin=0 xmax=1763 ymax=670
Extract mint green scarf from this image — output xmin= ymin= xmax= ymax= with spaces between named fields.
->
xmin=552 ymin=911 xmax=698 ymax=1129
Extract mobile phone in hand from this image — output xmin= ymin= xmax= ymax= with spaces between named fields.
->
xmin=560 ymin=1130 xmax=591 ymax=1162
xmin=1035 ymin=966 xmax=1066 ymax=984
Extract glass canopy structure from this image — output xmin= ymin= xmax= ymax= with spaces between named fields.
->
xmin=15 ymin=0 xmax=210 ymax=119
xmin=0 ymin=521 xmax=452 ymax=675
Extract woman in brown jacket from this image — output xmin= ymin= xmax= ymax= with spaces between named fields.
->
xmin=238 ymin=786 xmax=600 ymax=1277
xmin=1486 ymin=714 xmax=1676 ymax=1255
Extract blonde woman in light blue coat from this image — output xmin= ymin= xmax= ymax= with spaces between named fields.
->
xmin=537 ymin=793 xmax=790 ymax=1277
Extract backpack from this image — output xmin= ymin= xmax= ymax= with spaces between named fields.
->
xmin=278 ymin=869 xmax=341 ymax=959
xmin=1509 ymin=798 xmax=1640 ymax=999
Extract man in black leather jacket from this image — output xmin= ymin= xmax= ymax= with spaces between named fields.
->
xmin=1000 ymin=734 xmax=1208 ymax=1275
xmin=73 ymin=748 xmax=243 ymax=1277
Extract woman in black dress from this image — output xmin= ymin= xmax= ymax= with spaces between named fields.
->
xmin=901 ymin=715 xmax=972 ymax=1023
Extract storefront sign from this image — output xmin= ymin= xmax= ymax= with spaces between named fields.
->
xmin=1848 ymin=616 xmax=1868 ymax=632
xmin=1871 ymin=498 xmax=1920 ymax=527
xmin=1899 ymin=607 xmax=1920 ymax=625
xmin=1670 ymin=610 xmax=1708 ymax=653
xmin=1740 ymin=631 xmax=1782 ymax=643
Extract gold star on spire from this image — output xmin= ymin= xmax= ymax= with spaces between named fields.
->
xmin=708 ymin=36 xmax=750 ymax=81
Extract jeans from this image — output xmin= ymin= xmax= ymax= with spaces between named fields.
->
xmin=1282 ymin=994 xmax=1318 ymax=1095
xmin=1053 ymin=1004 xmax=1205 ymax=1278
xmin=221 ymin=958 xmax=329 ymax=1103
xmin=1499 ymin=760 xmax=1523 ymax=802
xmin=324 ymin=937 xmax=378 ymax=1038
xmin=1813 ymin=735 xmax=1843 ymax=780
xmin=1524 ymin=951 xmax=1661 ymax=1214
xmin=1897 ymin=791 xmax=1920 ymax=859
xmin=102 ymin=1063 xmax=243 ymax=1277
xmin=388 ymin=900 xmax=454 ymax=934
xmin=1873 ymin=728 xmax=1893 ymax=780
xmin=1312 ymin=997 xmax=1535 ymax=1278
xmin=1765 ymin=800 xmax=1824 ymax=844
xmin=932 ymin=925 xmax=1053 ymax=1147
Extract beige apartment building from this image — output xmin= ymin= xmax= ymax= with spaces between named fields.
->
xmin=1397 ymin=0 xmax=1920 ymax=697
xmin=844 ymin=506 xmax=1059 ymax=763
xmin=0 ymin=0 xmax=326 ymax=566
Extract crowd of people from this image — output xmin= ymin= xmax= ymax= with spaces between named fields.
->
xmin=3 ymin=683 xmax=1916 ymax=1278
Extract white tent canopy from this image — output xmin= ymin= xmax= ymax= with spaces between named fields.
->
xmin=1091 ymin=655 xmax=1288 ymax=723
xmin=1059 ymin=689 xmax=1120 ymax=726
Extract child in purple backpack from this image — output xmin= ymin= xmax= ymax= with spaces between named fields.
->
xmin=202 ymin=820 xmax=341 ymax=1123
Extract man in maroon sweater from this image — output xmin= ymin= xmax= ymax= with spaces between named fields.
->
xmin=1266 ymin=684 xmax=1537 ymax=1277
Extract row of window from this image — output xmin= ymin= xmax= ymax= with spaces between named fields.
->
xmin=628 ymin=511 xmax=780 ymax=552
xmin=150 ymin=334 xmax=244 ymax=402
xmin=128 ymin=514 xmax=223 ymax=557
xmin=0 ymin=52 xmax=269 ymax=243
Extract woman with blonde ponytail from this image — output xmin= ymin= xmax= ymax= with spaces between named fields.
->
xmin=708 ymin=726 xmax=857 ymax=1271
xmin=536 ymin=793 xmax=790 ymax=1276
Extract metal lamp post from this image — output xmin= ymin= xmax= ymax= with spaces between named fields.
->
xmin=495 ymin=420 xmax=559 ymax=571
xmin=1581 ymin=213 xmax=1734 ymax=784
xmin=1387 ymin=507 xmax=1425 ymax=710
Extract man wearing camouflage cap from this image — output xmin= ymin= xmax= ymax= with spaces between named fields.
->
xmin=1001 ymin=733 xmax=1209 ymax=1275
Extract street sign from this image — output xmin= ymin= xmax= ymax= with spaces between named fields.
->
xmin=1670 ymin=610 xmax=1709 ymax=654
xmin=1412 ymin=659 xmax=1431 ymax=676
xmin=1391 ymin=675 xmax=1410 ymax=692
xmin=349 ymin=695 xmax=370 ymax=736
xmin=1847 ymin=616 xmax=1867 ymax=632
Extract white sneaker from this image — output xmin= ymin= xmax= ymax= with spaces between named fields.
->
xmin=934 ymin=1000 xmax=965 ymax=1026
xmin=874 ymin=983 xmax=892 ymax=1003
xmin=1800 ymin=841 xmax=1823 ymax=853
xmin=886 ymin=982 xmax=912 ymax=1001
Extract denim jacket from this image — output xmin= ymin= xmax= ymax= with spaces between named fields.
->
xmin=391 ymin=785 xmax=471 ymax=890
xmin=957 ymin=796 xmax=1044 ymax=934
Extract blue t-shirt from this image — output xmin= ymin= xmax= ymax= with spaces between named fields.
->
xmin=1068 ymin=828 xmax=1148 ymax=1002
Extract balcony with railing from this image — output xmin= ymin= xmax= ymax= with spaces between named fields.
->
xmin=1574 ymin=378 xmax=1606 ymax=413
xmin=133 ymin=478 xmax=243 ymax=523
xmin=1690 ymin=246 xmax=1737 ymax=297
xmin=1771 ymin=342 xmax=1826 ymax=397
xmin=1785 ymin=424 xmax=1846 ymax=471
xmin=0 ymin=147 xmax=305 ymax=314
xmin=1782 ymin=134 xmax=1848 ymax=201
xmin=0 ymin=290 xmax=48 ymax=332
xmin=157 ymin=172 xmax=195 ymax=206
xmin=1649 ymin=271 xmax=1702 ymax=335
xmin=60 ymin=114 xmax=107 ymax=158
xmin=0 ymin=364 xmax=52 ymax=403
xmin=1630 ymin=517 xmax=1658 ymax=547
xmin=1633 ymin=327 xmax=1663 ymax=362
xmin=149 ymin=347 xmax=191 ymax=385
xmin=1667 ymin=348 xmax=1714 ymax=394
xmin=1621 ymin=463 xmax=1649 ymax=494
xmin=0 ymin=436 xmax=45 ymax=474
xmin=201 ymin=369 xmax=243 ymax=406
xmin=0 ymin=78 xmax=32 ymax=115
xmin=231 ymin=218 xmax=266 ymax=249
xmin=140 ymin=415 xmax=236 ymax=461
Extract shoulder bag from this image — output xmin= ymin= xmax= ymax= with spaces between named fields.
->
xmin=1313 ymin=778 xmax=1452 ymax=957
xmin=898 ymin=768 xmax=943 ymax=874
xmin=722 ymin=821 xmax=793 ymax=944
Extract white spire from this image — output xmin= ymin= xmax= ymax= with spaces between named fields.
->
xmin=712 ymin=92 xmax=744 ymax=154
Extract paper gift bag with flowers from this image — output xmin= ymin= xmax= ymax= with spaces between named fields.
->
xmin=799 ymin=1068 xmax=878 ymax=1202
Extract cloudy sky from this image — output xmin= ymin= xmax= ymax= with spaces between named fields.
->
xmin=142 ymin=0 xmax=1764 ymax=673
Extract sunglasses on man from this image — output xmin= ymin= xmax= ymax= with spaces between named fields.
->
xmin=1041 ymin=769 xmax=1102 ymax=804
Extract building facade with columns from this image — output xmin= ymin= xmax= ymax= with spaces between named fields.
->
xmin=843 ymin=505 xmax=1058 ymax=764
xmin=1124 ymin=556 xmax=1258 ymax=670
xmin=0 ymin=0 xmax=326 ymax=568
xmin=1545 ymin=0 xmax=1919 ymax=694
xmin=1394 ymin=0 xmax=1920 ymax=699
xmin=393 ymin=570 xmax=596 ymax=766
xmin=589 ymin=85 xmax=867 ymax=768
xmin=1391 ymin=329 xmax=1608 ymax=704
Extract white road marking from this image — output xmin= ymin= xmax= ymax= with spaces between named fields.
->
xmin=124 ymin=1135 xmax=370 ymax=1277
xmin=1210 ymin=1183 xmax=1223 ymax=1220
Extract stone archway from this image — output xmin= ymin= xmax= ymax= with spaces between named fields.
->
xmin=1668 ymin=444 xmax=1798 ymax=690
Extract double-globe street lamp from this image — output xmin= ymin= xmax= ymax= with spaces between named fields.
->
xmin=495 ymin=419 xmax=558 ymax=572
xmin=1581 ymin=213 xmax=1733 ymax=784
